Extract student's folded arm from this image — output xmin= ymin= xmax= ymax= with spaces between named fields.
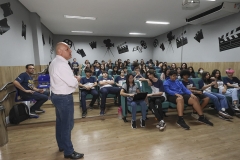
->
xmin=163 ymin=85 xmax=175 ymax=96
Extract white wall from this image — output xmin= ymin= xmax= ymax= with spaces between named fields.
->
xmin=0 ymin=0 xmax=34 ymax=66
xmin=54 ymin=35 xmax=153 ymax=64
xmin=153 ymin=12 xmax=240 ymax=63
xmin=41 ymin=23 xmax=53 ymax=64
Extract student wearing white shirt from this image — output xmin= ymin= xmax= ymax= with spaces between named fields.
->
xmin=99 ymin=71 xmax=121 ymax=115
xmin=79 ymin=69 xmax=98 ymax=118
xmin=198 ymin=72 xmax=232 ymax=120
xmin=49 ymin=42 xmax=84 ymax=159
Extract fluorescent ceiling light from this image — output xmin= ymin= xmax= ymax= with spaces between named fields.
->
xmin=146 ymin=21 xmax=170 ymax=25
xmin=71 ymin=31 xmax=93 ymax=33
xmin=64 ymin=15 xmax=96 ymax=20
xmin=129 ymin=32 xmax=146 ymax=35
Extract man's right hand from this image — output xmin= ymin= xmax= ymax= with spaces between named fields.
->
xmin=25 ymin=90 xmax=34 ymax=94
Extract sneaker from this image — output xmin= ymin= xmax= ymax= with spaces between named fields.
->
xmin=198 ymin=116 xmax=213 ymax=126
xmin=131 ymin=120 xmax=137 ymax=129
xmin=100 ymin=110 xmax=105 ymax=116
xmin=232 ymin=104 xmax=240 ymax=111
xmin=159 ymin=120 xmax=166 ymax=131
xmin=219 ymin=111 xmax=233 ymax=119
xmin=140 ymin=119 xmax=145 ymax=127
xmin=35 ymin=109 xmax=45 ymax=113
xmin=176 ymin=118 xmax=190 ymax=130
xmin=82 ymin=110 xmax=87 ymax=118
xmin=191 ymin=112 xmax=199 ymax=120
xmin=218 ymin=114 xmax=230 ymax=121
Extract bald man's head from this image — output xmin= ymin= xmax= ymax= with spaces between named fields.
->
xmin=55 ymin=42 xmax=72 ymax=60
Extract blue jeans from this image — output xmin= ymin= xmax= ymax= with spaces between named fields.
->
xmin=20 ymin=91 xmax=49 ymax=111
xmin=81 ymin=89 xmax=98 ymax=111
xmin=219 ymin=88 xmax=240 ymax=102
xmin=127 ymin=100 xmax=147 ymax=121
xmin=100 ymin=87 xmax=121 ymax=109
xmin=51 ymin=92 xmax=74 ymax=156
xmin=203 ymin=92 xmax=228 ymax=111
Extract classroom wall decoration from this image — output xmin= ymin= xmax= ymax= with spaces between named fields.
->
xmin=22 ymin=21 xmax=26 ymax=39
xmin=42 ymin=34 xmax=45 ymax=45
xmin=117 ymin=42 xmax=129 ymax=54
xmin=0 ymin=2 xmax=13 ymax=17
xmin=0 ymin=18 xmax=10 ymax=35
xmin=166 ymin=31 xmax=175 ymax=52
xmin=194 ymin=29 xmax=204 ymax=43
xmin=63 ymin=39 xmax=86 ymax=57
xmin=218 ymin=26 xmax=240 ymax=52
xmin=103 ymin=39 xmax=114 ymax=57
xmin=153 ymin=39 xmax=159 ymax=48
xmin=77 ymin=49 xmax=86 ymax=57
xmin=140 ymin=40 xmax=147 ymax=49
xmin=176 ymin=30 xmax=188 ymax=48
xmin=160 ymin=43 xmax=165 ymax=51
xmin=89 ymin=41 xmax=97 ymax=49
xmin=133 ymin=46 xmax=143 ymax=53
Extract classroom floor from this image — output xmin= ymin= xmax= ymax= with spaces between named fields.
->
xmin=1 ymin=109 xmax=240 ymax=160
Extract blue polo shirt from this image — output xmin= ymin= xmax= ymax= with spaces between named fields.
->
xmin=15 ymin=72 xmax=34 ymax=94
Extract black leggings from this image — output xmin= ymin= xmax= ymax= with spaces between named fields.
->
xmin=148 ymin=96 xmax=165 ymax=121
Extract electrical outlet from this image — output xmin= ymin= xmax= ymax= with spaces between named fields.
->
xmin=5 ymin=116 xmax=9 ymax=124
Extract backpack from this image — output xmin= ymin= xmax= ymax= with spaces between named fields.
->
xmin=9 ymin=103 xmax=30 ymax=124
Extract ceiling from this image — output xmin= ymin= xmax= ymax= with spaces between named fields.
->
xmin=19 ymin=0 xmax=240 ymax=38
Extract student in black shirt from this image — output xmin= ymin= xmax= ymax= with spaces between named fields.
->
xmin=181 ymin=70 xmax=209 ymax=119
xmin=188 ymin=66 xmax=196 ymax=78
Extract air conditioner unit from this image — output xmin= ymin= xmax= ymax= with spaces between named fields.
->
xmin=182 ymin=0 xmax=200 ymax=8
xmin=186 ymin=2 xmax=240 ymax=25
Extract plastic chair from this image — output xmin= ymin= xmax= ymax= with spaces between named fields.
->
xmin=14 ymin=87 xmax=38 ymax=118
xmin=37 ymin=74 xmax=50 ymax=89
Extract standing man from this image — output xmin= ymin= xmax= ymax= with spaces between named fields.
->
xmin=13 ymin=64 xmax=48 ymax=115
xmin=72 ymin=58 xmax=79 ymax=76
xmin=49 ymin=42 xmax=84 ymax=159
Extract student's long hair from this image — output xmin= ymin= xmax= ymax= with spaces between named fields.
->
xmin=202 ymin=72 xmax=211 ymax=84
xmin=126 ymin=74 xmax=135 ymax=93
xmin=211 ymin=69 xmax=222 ymax=81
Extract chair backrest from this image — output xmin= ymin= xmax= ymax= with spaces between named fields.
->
xmin=108 ymin=70 xmax=113 ymax=76
xmin=38 ymin=74 xmax=50 ymax=83
xmin=141 ymin=81 xmax=152 ymax=94
xmin=81 ymin=70 xmax=86 ymax=76
xmin=156 ymin=73 xmax=161 ymax=79
xmin=155 ymin=69 xmax=160 ymax=73
xmin=191 ymin=78 xmax=201 ymax=89
xmin=127 ymin=69 xmax=132 ymax=74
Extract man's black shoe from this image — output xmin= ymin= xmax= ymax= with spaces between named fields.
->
xmin=82 ymin=110 xmax=87 ymax=118
xmin=59 ymin=148 xmax=64 ymax=152
xmin=64 ymin=151 xmax=84 ymax=159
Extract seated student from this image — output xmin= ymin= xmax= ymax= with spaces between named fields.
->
xmin=146 ymin=70 xmax=167 ymax=131
xmin=112 ymin=66 xmax=119 ymax=76
xmin=115 ymin=70 xmax=126 ymax=87
xmin=134 ymin=67 xmax=144 ymax=79
xmin=176 ymin=67 xmax=181 ymax=79
xmin=160 ymin=68 xmax=170 ymax=81
xmin=13 ymin=64 xmax=49 ymax=114
xmin=170 ymin=63 xmax=177 ymax=71
xmin=163 ymin=70 xmax=213 ymax=130
xmin=223 ymin=68 xmax=240 ymax=110
xmin=123 ymin=67 xmax=127 ymax=75
xmin=188 ymin=66 xmax=196 ymax=78
xmin=181 ymin=63 xmax=188 ymax=70
xmin=99 ymin=71 xmax=121 ymax=115
xmin=90 ymin=65 xmax=96 ymax=76
xmin=181 ymin=70 xmax=210 ymax=119
xmin=94 ymin=62 xmax=101 ymax=77
xmin=72 ymin=58 xmax=79 ymax=76
xmin=197 ymin=68 xmax=204 ymax=78
xmin=106 ymin=63 xmax=113 ymax=70
xmin=120 ymin=74 xmax=147 ymax=129
xmin=79 ymin=69 xmax=98 ymax=118
xmin=98 ymin=64 xmax=106 ymax=77
xmin=198 ymin=72 xmax=232 ymax=120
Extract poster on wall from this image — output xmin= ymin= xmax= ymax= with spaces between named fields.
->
xmin=176 ymin=30 xmax=188 ymax=48
xmin=62 ymin=39 xmax=86 ymax=57
xmin=218 ymin=26 xmax=240 ymax=52
xmin=194 ymin=29 xmax=204 ymax=43
xmin=153 ymin=39 xmax=159 ymax=48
